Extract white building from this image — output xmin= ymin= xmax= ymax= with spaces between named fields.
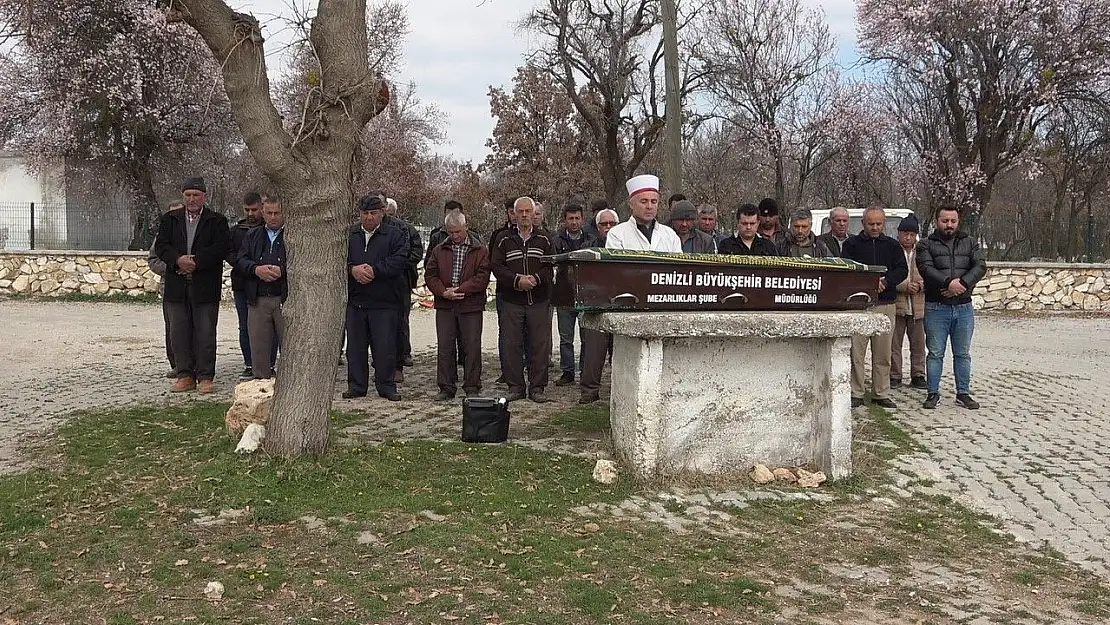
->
xmin=0 ymin=151 xmax=68 ymax=250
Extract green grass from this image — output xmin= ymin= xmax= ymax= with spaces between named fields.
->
xmin=549 ymin=403 xmax=611 ymax=433
xmin=1 ymin=402 xmax=1108 ymax=624
xmin=7 ymin=291 xmax=161 ymax=304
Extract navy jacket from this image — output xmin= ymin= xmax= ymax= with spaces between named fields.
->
xmin=384 ymin=214 xmax=424 ymax=289
xmin=347 ymin=223 xmax=411 ymax=309
xmin=552 ymin=228 xmax=601 ymax=255
xmin=235 ymin=226 xmax=287 ymax=305
xmin=154 ymin=207 xmax=231 ymax=304
xmin=227 ymin=218 xmax=258 ymax=291
xmin=840 ymin=232 xmax=909 ymax=304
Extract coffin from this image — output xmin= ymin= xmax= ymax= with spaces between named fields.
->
xmin=547 ymin=248 xmax=885 ymax=311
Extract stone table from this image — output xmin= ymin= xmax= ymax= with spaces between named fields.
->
xmin=581 ymin=311 xmax=890 ymax=480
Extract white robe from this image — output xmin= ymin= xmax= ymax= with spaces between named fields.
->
xmin=604 ymin=217 xmax=682 ymax=253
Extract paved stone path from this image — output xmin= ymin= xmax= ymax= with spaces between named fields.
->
xmin=887 ymin=315 xmax=1110 ymax=577
xmin=1 ymin=299 xmax=1108 ymax=580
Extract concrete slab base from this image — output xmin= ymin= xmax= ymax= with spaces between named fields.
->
xmin=582 ymin=311 xmax=891 ymax=480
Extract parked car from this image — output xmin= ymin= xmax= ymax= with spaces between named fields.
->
xmin=810 ymin=207 xmax=914 ymax=240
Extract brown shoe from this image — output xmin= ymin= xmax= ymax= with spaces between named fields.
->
xmin=197 ymin=380 xmax=215 ymax=395
xmin=170 ymin=377 xmax=196 ymax=393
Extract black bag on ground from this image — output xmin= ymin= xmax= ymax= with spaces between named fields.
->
xmin=462 ymin=397 xmax=511 ymax=443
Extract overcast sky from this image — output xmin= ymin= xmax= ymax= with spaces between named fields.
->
xmin=241 ymin=0 xmax=861 ymax=163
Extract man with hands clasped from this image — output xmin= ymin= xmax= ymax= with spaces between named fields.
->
xmin=490 ymin=196 xmax=555 ymax=403
xmin=343 ymin=195 xmax=410 ymax=402
xmin=917 ymin=205 xmax=987 ymax=410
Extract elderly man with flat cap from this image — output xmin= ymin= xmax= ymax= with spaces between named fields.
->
xmin=669 ymin=200 xmax=717 ymax=254
xmin=343 ymin=194 xmax=411 ymax=402
xmin=154 ymin=176 xmax=231 ymax=394
xmin=605 ymin=174 xmax=682 ymax=252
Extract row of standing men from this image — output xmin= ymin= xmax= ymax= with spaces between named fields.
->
xmin=147 ymin=174 xmax=985 ymax=411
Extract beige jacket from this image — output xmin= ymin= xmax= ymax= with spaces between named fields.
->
xmin=895 ymin=246 xmax=926 ymax=318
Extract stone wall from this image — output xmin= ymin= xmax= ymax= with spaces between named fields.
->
xmin=0 ymin=251 xmax=497 ymax=306
xmin=972 ymin=262 xmax=1110 ymax=313
xmin=0 ymin=252 xmax=1107 ymax=313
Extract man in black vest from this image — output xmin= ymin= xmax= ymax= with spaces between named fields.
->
xmin=344 ymin=195 xmax=411 ymax=401
xmin=154 ymin=176 xmax=231 ymax=394
xmin=235 ymin=195 xmax=286 ymax=379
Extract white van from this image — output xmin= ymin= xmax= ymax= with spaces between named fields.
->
xmin=810 ymin=207 xmax=914 ymax=239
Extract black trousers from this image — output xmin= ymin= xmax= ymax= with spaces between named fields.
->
xmin=346 ymin=305 xmax=399 ymax=396
xmin=162 ymin=297 xmax=176 ymax=370
xmin=499 ymin=300 xmax=552 ymax=395
xmin=397 ymin=306 xmax=412 ymax=368
xmin=166 ymin=284 xmax=219 ymax=381
xmin=435 ymin=308 xmax=483 ymax=395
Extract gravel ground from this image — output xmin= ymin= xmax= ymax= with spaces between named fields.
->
xmin=0 ymin=300 xmax=559 ymax=473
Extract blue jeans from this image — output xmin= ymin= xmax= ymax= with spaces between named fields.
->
xmin=556 ymin=306 xmax=583 ymax=376
xmin=924 ymin=302 xmax=975 ymax=394
xmin=233 ymin=290 xmax=252 ymax=367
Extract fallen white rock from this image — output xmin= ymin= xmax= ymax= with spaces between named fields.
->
xmin=592 ymin=459 xmax=618 ymax=484
xmin=203 ymin=581 xmax=225 ymax=600
xmin=235 ymin=423 xmax=266 ymax=454
xmin=225 ymin=379 xmax=275 ymax=434
xmin=750 ymin=464 xmax=775 ymax=484
xmin=796 ymin=468 xmax=827 ymax=488
xmin=773 ymin=468 xmax=798 ymax=483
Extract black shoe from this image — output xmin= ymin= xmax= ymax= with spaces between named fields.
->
xmin=240 ymin=367 xmax=253 ymax=379
xmin=530 ymin=392 xmax=551 ymax=403
xmin=403 ymin=356 xmax=414 ymax=368
xmin=923 ymin=393 xmax=940 ymax=409
xmin=956 ymin=394 xmax=980 ymax=410
xmin=911 ymin=376 xmax=928 ymax=389
xmin=507 ymin=391 xmax=526 ymax=402
xmin=393 ymin=370 xmax=405 ymax=384
xmin=872 ymin=397 xmax=897 ymax=409
xmin=578 ymin=392 xmax=600 ymax=405
xmin=341 ymin=390 xmax=366 ymax=399
xmin=851 ymin=397 xmax=865 ymax=408
xmin=554 ymin=373 xmax=575 ymax=387
xmin=379 ymin=392 xmax=401 ymax=402
xmin=889 ymin=378 xmax=903 ymax=388
xmin=495 ymin=375 xmax=506 ymax=385
xmin=434 ymin=391 xmax=454 ymax=402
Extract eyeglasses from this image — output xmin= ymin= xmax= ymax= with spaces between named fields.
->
xmin=598 ymin=221 xmax=618 ymax=227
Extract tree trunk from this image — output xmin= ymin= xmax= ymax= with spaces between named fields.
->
xmin=265 ymin=170 xmax=352 ymax=456
xmin=176 ymin=0 xmax=389 ymax=457
xmin=126 ymin=158 xmax=160 ymax=251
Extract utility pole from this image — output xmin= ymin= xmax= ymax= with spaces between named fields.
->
xmin=660 ymin=0 xmax=682 ymax=194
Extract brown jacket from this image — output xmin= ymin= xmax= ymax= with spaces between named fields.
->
xmin=895 ymin=245 xmax=926 ymax=318
xmin=424 ymin=233 xmax=492 ymax=314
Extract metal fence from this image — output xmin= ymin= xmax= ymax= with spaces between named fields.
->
xmin=0 ymin=201 xmax=136 ymax=251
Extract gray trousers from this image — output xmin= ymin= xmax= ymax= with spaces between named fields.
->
xmin=166 ymin=285 xmax=219 ymax=381
xmin=248 ymin=295 xmax=284 ymax=379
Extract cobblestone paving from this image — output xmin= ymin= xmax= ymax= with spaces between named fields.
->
xmin=887 ymin=315 xmax=1110 ymax=577
xmin=2 ymin=300 xmax=1109 ymax=584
